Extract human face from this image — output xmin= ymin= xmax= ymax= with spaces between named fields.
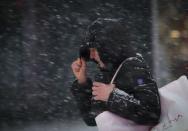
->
xmin=89 ymin=48 xmax=105 ymax=68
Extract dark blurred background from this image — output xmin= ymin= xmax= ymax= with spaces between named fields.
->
xmin=0 ymin=0 xmax=187 ymax=130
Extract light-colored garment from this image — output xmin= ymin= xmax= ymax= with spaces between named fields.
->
xmin=96 ymin=76 xmax=188 ymax=131
xmin=151 ymin=75 xmax=188 ymax=131
xmin=95 ymin=111 xmax=151 ymax=131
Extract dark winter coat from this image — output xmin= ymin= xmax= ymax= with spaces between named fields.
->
xmin=71 ymin=18 xmax=161 ymax=126
xmin=71 ymin=54 xmax=161 ymax=126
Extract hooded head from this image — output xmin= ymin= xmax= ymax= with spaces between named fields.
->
xmin=80 ymin=18 xmax=136 ymax=69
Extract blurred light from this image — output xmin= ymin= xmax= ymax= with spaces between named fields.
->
xmin=170 ymin=30 xmax=180 ymax=38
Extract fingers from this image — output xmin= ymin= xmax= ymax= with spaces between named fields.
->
xmin=92 ymin=83 xmax=114 ymax=101
xmin=92 ymin=90 xmax=100 ymax=100
xmin=93 ymin=96 xmax=100 ymax=100
xmin=92 ymin=82 xmax=106 ymax=92
xmin=92 ymin=86 xmax=98 ymax=91
xmin=71 ymin=58 xmax=86 ymax=72
xmin=93 ymin=81 xmax=105 ymax=87
xmin=92 ymin=85 xmax=102 ymax=100
xmin=92 ymin=86 xmax=100 ymax=96
xmin=71 ymin=59 xmax=80 ymax=68
xmin=93 ymin=94 xmax=103 ymax=101
xmin=92 ymin=90 xmax=97 ymax=96
xmin=71 ymin=60 xmax=81 ymax=73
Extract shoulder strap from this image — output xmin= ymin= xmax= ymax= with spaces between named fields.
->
xmin=110 ymin=59 xmax=126 ymax=84
xmin=110 ymin=54 xmax=142 ymax=84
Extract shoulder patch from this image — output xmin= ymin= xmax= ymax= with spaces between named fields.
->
xmin=137 ymin=78 xmax=144 ymax=85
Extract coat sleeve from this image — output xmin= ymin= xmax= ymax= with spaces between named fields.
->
xmin=106 ymin=57 xmax=161 ymax=125
xmin=71 ymin=78 xmax=97 ymax=126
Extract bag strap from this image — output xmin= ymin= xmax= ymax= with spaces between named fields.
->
xmin=110 ymin=54 xmax=143 ymax=84
xmin=110 ymin=59 xmax=127 ymax=84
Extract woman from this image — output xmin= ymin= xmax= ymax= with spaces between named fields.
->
xmin=71 ymin=18 xmax=161 ymax=129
